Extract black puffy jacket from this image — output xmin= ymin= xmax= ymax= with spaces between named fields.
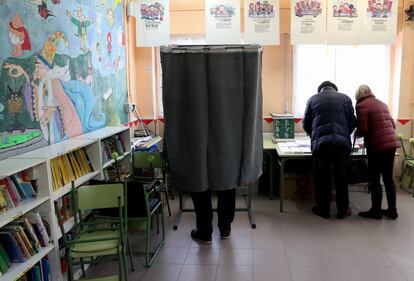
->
xmin=303 ymin=87 xmax=356 ymax=153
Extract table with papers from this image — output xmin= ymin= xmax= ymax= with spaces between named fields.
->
xmin=269 ymin=134 xmax=366 ymax=212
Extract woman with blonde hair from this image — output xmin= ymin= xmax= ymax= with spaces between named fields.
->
xmin=355 ymin=85 xmax=400 ymax=219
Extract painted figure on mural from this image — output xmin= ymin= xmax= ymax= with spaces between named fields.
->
xmin=106 ymin=8 xmax=115 ymax=29
xmin=7 ymin=85 xmax=25 ymax=132
xmin=9 ymin=12 xmax=32 ymax=57
xmin=67 ymin=7 xmax=92 ymax=52
xmin=25 ymin=0 xmax=54 ymax=20
xmin=3 ymin=32 xmax=105 ymax=144
xmin=107 ymin=32 xmax=112 ymax=59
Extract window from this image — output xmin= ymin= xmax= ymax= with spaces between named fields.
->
xmin=292 ymin=45 xmax=391 ymax=117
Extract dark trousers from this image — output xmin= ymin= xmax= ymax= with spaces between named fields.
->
xmin=313 ymin=145 xmax=349 ymax=216
xmin=368 ymin=149 xmax=397 ymax=212
xmin=190 ymin=188 xmax=236 ymax=237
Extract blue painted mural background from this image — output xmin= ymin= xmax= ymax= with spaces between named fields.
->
xmin=0 ymin=0 xmax=128 ymax=160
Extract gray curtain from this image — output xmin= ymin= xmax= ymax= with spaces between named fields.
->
xmin=161 ymin=45 xmax=263 ymax=193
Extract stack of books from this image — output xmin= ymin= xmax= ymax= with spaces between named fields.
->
xmin=50 ymin=148 xmax=93 ymax=191
xmin=0 ymin=172 xmax=38 ymax=212
xmin=55 ymin=194 xmax=73 ymax=224
xmin=101 ymin=135 xmax=126 ymax=164
xmin=15 ymin=258 xmax=50 ymax=281
xmin=0 ymin=212 xmax=51 ymax=275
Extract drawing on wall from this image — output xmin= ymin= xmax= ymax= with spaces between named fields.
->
xmin=205 ymin=0 xmax=241 ymax=44
xmin=294 ymin=0 xmax=322 ymax=17
xmin=291 ymin=0 xmax=326 ymax=44
xmin=209 ymin=4 xmax=235 ymax=17
xmin=366 ymin=0 xmax=393 ymax=17
xmin=360 ymin=0 xmax=398 ymax=44
xmin=0 ymin=0 xmax=128 ymax=160
xmin=9 ymin=13 xmax=32 ymax=57
xmin=327 ymin=0 xmax=361 ymax=44
xmin=67 ymin=7 xmax=92 ymax=52
xmin=244 ymin=0 xmax=280 ymax=45
xmin=332 ymin=0 xmax=358 ymax=17
xmin=129 ymin=0 xmax=169 ymax=47
xmin=248 ymin=1 xmax=275 ymax=17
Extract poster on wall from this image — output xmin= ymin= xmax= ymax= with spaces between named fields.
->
xmin=244 ymin=0 xmax=280 ymax=45
xmin=130 ymin=0 xmax=170 ymax=47
xmin=205 ymin=0 xmax=241 ymax=44
xmin=326 ymin=0 xmax=361 ymax=44
xmin=360 ymin=0 xmax=398 ymax=44
xmin=291 ymin=0 xmax=327 ymax=44
xmin=0 ymin=0 xmax=128 ymax=160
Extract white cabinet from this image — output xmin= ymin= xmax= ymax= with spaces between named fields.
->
xmin=0 ymin=126 xmax=131 ymax=281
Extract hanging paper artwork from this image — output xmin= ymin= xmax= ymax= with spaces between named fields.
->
xmin=244 ymin=0 xmax=280 ymax=45
xmin=130 ymin=0 xmax=170 ymax=47
xmin=326 ymin=0 xmax=361 ymax=44
xmin=291 ymin=0 xmax=326 ymax=44
xmin=360 ymin=0 xmax=398 ymax=44
xmin=205 ymin=0 xmax=241 ymax=44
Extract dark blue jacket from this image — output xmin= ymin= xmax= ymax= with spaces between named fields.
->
xmin=303 ymin=87 xmax=356 ymax=153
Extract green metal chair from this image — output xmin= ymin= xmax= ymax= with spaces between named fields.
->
xmin=127 ymin=179 xmax=165 ymax=267
xmin=55 ymin=182 xmax=129 ymax=281
xmin=132 ymin=151 xmax=171 ymax=216
xmin=398 ymin=135 xmax=414 ymax=193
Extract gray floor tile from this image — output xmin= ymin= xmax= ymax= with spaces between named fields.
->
xmin=216 ymin=265 xmax=253 ymax=281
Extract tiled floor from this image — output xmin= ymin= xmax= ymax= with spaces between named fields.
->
xmin=86 ymin=186 xmax=414 ymax=281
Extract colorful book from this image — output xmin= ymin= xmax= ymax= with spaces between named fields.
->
xmin=25 ymin=213 xmax=50 ymax=246
xmin=0 ymin=232 xmax=26 ymax=263
xmin=9 ymin=174 xmax=27 ymax=200
xmin=0 ymin=185 xmax=15 ymax=209
xmin=15 ymin=218 xmax=41 ymax=251
xmin=41 ymin=258 xmax=50 ymax=281
xmin=20 ymin=182 xmax=37 ymax=199
xmin=0 ymin=179 xmax=18 ymax=206
xmin=6 ymin=177 xmax=22 ymax=203
xmin=0 ymin=191 xmax=7 ymax=210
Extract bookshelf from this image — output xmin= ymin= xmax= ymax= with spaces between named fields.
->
xmin=1 ymin=245 xmax=54 ymax=281
xmin=0 ymin=126 xmax=131 ymax=281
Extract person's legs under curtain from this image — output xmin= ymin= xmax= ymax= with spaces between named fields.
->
xmin=313 ymin=147 xmax=333 ymax=218
xmin=381 ymin=149 xmax=398 ymax=219
xmin=190 ymin=190 xmax=213 ymax=243
xmin=359 ymin=152 xmax=383 ymax=219
xmin=216 ymin=188 xmax=236 ymax=238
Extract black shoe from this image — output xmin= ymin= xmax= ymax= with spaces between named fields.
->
xmin=382 ymin=209 xmax=398 ymax=220
xmin=220 ymin=229 xmax=231 ymax=239
xmin=337 ymin=207 xmax=352 ymax=219
xmin=312 ymin=206 xmax=330 ymax=219
xmin=190 ymin=229 xmax=212 ymax=244
xmin=358 ymin=209 xmax=382 ymax=219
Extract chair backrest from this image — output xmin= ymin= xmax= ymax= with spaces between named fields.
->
xmin=127 ymin=179 xmax=162 ymax=218
xmin=398 ymin=134 xmax=408 ymax=158
xmin=77 ymin=183 xmax=125 ymax=211
xmin=133 ymin=151 xmax=164 ymax=169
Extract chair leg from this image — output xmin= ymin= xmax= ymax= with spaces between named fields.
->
xmin=68 ymin=254 xmax=74 ymax=281
xmin=80 ymin=258 xmax=86 ymax=277
xmin=127 ymin=236 xmax=135 ymax=271
xmin=163 ymin=187 xmax=172 ymax=216
xmin=146 ymin=217 xmax=151 ymax=267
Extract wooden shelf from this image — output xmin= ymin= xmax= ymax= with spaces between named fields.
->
xmin=0 ymin=158 xmax=46 ymax=178
xmin=10 ymin=139 xmax=96 ymax=160
xmin=102 ymin=151 xmax=131 ymax=169
xmin=0 ymin=196 xmax=49 ymax=229
xmin=74 ymin=126 xmax=129 ymax=141
xmin=1 ymin=245 xmax=54 ymax=281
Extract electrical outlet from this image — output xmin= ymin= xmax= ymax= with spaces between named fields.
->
xmin=124 ymin=103 xmax=136 ymax=113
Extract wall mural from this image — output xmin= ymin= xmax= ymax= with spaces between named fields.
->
xmin=0 ymin=0 xmax=128 ymax=160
